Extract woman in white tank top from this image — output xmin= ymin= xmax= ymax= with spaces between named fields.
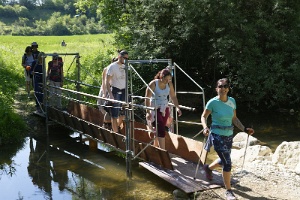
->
xmin=145 ymin=68 xmax=182 ymax=149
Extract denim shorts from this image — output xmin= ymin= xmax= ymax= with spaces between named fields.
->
xmin=111 ymin=87 xmax=125 ymax=118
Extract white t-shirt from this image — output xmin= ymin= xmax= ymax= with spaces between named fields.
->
xmin=106 ymin=62 xmax=126 ymax=89
xmin=23 ymin=54 xmax=34 ymax=66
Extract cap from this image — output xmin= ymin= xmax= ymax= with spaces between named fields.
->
xmin=31 ymin=42 xmax=38 ymax=47
xmin=119 ymin=50 xmax=128 ymax=56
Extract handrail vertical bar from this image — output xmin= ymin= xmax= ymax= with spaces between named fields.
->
xmin=42 ymin=53 xmax=49 ymax=135
xmin=124 ymin=59 xmax=132 ymax=178
xmin=76 ymin=54 xmax=81 ymax=100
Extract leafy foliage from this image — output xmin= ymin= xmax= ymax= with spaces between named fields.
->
xmin=0 ymin=3 xmax=108 ymax=36
xmin=0 ymin=57 xmax=26 ymax=145
xmin=76 ymin=0 xmax=300 ymax=111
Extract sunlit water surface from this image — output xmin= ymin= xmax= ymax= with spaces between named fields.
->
xmin=0 ymin=111 xmax=299 ymax=199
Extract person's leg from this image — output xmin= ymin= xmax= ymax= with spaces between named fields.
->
xmin=97 ymin=89 xmax=106 ymax=114
xmin=155 ymin=108 xmax=169 ymax=149
xmin=53 ymin=82 xmax=59 ymax=108
xmin=117 ymin=90 xmax=126 ymax=130
xmin=49 ymin=81 xmax=55 ymax=107
xmin=111 ymin=92 xmax=121 ymax=133
xmin=216 ymin=151 xmax=232 ymax=190
xmin=56 ymin=81 xmax=62 ymax=109
xmin=36 ymin=80 xmax=43 ymax=106
xmin=157 ymin=137 xmax=165 ymax=149
xmin=34 ymin=77 xmax=41 ymax=110
xmin=111 ymin=117 xmax=118 ymax=132
xmin=25 ymin=70 xmax=31 ymax=96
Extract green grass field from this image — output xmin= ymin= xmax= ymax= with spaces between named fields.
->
xmin=0 ymin=34 xmax=116 ymax=144
xmin=0 ymin=34 xmax=115 ymax=73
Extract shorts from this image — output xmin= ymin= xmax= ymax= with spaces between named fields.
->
xmin=211 ymin=132 xmax=233 ymax=152
xmin=152 ymin=107 xmax=170 ymax=137
xmin=24 ymin=70 xmax=32 ymax=81
xmin=111 ymin=87 xmax=125 ymax=118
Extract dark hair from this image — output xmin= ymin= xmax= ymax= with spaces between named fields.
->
xmin=154 ymin=68 xmax=172 ymax=79
xmin=112 ymin=57 xmax=118 ymax=62
xmin=52 ymin=53 xmax=58 ymax=60
xmin=25 ymin=46 xmax=32 ymax=53
xmin=216 ymin=78 xmax=230 ymax=87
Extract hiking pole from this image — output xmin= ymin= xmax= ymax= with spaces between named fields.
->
xmin=194 ymin=135 xmax=207 ymax=180
xmin=241 ymin=132 xmax=250 ymax=172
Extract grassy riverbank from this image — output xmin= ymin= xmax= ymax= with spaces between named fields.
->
xmin=0 ymin=34 xmax=115 ymax=145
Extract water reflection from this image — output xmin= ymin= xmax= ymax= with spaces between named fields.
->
xmin=0 ymin=133 xmax=175 ymax=200
xmin=1 ymin=111 xmax=299 ymax=199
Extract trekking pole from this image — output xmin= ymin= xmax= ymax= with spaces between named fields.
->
xmin=194 ymin=135 xmax=207 ymax=180
xmin=241 ymin=133 xmax=250 ymax=172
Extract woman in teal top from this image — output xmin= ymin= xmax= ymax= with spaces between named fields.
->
xmin=201 ymin=78 xmax=254 ymax=200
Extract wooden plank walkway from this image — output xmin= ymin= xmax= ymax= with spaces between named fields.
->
xmin=41 ymin=101 xmax=238 ymax=194
xmin=140 ymin=154 xmax=237 ymax=194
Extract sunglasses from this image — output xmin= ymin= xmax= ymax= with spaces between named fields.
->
xmin=217 ymin=84 xmax=229 ymax=89
xmin=123 ymin=56 xmax=128 ymax=59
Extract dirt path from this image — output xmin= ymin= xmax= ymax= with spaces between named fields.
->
xmin=191 ymin=160 xmax=300 ymax=200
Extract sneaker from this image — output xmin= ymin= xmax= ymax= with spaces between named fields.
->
xmin=203 ymin=164 xmax=213 ymax=180
xmin=225 ymin=190 xmax=236 ymax=200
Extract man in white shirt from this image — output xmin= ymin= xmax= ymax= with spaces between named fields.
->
xmin=104 ymin=50 xmax=128 ymax=133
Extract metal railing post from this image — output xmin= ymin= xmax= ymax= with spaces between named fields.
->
xmin=124 ymin=59 xmax=132 ymax=178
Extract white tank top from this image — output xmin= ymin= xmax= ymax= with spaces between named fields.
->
xmin=151 ymin=79 xmax=170 ymax=108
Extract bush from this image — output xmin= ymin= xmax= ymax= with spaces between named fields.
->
xmin=0 ymin=57 xmax=27 ymax=145
xmin=0 ymin=99 xmax=26 ymax=144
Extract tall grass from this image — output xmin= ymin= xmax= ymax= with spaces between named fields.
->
xmin=0 ymin=34 xmax=116 ymax=145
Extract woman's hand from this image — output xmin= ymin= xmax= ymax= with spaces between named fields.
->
xmin=146 ymin=112 xmax=152 ymax=121
xmin=203 ymin=127 xmax=210 ymax=136
xmin=177 ymin=108 xmax=182 ymax=116
xmin=245 ymin=127 xmax=255 ymax=135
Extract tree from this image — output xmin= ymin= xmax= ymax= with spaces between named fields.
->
xmin=75 ymin=0 xmax=300 ymax=110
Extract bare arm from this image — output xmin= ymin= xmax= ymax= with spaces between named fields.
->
xmin=168 ymin=82 xmax=182 ymax=116
xmin=47 ymin=62 xmax=51 ymax=78
xmin=101 ymin=67 xmax=107 ymax=95
xmin=22 ymin=57 xmax=26 ymax=67
xmin=201 ymin=109 xmax=211 ymax=136
xmin=145 ymin=80 xmax=156 ymax=113
xmin=145 ymin=80 xmax=156 ymax=122
xmin=232 ymin=110 xmax=254 ymax=135
xmin=106 ymin=73 xmax=113 ymax=99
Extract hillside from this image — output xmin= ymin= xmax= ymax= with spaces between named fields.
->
xmin=0 ymin=4 xmax=106 ymax=35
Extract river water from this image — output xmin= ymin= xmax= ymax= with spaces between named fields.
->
xmin=0 ymin=111 xmax=299 ymax=199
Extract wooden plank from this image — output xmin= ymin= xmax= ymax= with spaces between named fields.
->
xmin=90 ymin=125 xmax=104 ymax=141
xmin=140 ymin=162 xmax=206 ymax=193
xmin=166 ymin=132 xmax=207 ymax=164
xmin=64 ymin=113 xmax=74 ymax=128
xmin=81 ymin=121 xmax=93 ymax=137
xmin=101 ymin=129 xmax=117 ymax=147
xmin=159 ymin=149 xmax=174 ymax=170
xmin=114 ymin=133 xmax=126 ymax=151
xmin=139 ymin=156 xmax=234 ymax=194
xmin=140 ymin=144 xmax=174 ymax=170
xmin=71 ymin=117 xmax=84 ymax=133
